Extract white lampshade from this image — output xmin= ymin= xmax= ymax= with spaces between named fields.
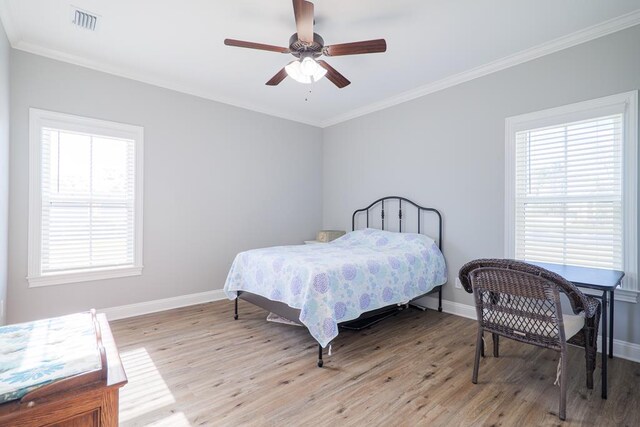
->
xmin=285 ymin=58 xmax=327 ymax=84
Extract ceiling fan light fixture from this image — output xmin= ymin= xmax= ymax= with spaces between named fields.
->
xmin=285 ymin=58 xmax=327 ymax=84
xmin=300 ymin=56 xmax=318 ymax=75
xmin=224 ymin=1 xmax=384 ymax=88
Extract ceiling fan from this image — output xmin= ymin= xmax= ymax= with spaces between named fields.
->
xmin=224 ymin=0 xmax=387 ymax=88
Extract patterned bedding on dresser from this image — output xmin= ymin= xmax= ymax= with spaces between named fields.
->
xmin=0 ymin=312 xmax=102 ymax=404
xmin=224 ymin=228 xmax=447 ymax=347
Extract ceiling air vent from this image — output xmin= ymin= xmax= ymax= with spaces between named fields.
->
xmin=72 ymin=8 xmax=98 ymax=31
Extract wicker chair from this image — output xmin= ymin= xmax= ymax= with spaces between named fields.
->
xmin=458 ymin=259 xmax=601 ymax=421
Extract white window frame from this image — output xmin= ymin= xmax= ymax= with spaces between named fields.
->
xmin=28 ymin=108 xmax=144 ymax=287
xmin=505 ymin=91 xmax=638 ymax=302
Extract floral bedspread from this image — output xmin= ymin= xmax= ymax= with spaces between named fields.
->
xmin=0 ymin=312 xmax=102 ymax=404
xmin=224 ymin=228 xmax=447 ymax=347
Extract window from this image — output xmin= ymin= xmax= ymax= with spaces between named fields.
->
xmin=28 ymin=109 xmax=143 ymax=286
xmin=505 ymin=92 xmax=638 ymax=297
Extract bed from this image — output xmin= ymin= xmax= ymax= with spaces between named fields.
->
xmin=224 ymin=196 xmax=447 ymax=367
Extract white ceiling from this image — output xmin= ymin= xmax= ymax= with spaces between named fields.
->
xmin=1 ymin=0 xmax=640 ymax=127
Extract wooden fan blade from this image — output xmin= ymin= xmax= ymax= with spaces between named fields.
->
xmin=324 ymin=39 xmax=387 ymax=56
xmin=266 ymin=68 xmax=288 ymax=86
xmin=317 ymin=60 xmax=350 ymax=88
xmin=293 ymin=0 xmax=314 ymax=44
xmin=224 ymin=39 xmax=289 ymax=53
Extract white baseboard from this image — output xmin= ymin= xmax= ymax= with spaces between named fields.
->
xmin=418 ymin=296 xmax=640 ymax=364
xmin=608 ymin=338 xmax=640 ymax=363
xmin=99 ymin=289 xmax=227 ymax=321
xmin=416 ymin=295 xmax=478 ymax=320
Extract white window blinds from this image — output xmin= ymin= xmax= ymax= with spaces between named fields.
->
xmin=514 ymin=114 xmax=623 ymax=270
xmin=40 ymin=128 xmax=137 ymax=273
xmin=28 ymin=108 xmax=143 ymax=287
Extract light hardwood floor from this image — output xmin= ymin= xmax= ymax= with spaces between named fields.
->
xmin=110 ymin=300 xmax=640 ymax=426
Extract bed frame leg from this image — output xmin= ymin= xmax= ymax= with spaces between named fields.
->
xmin=438 ymin=287 xmax=443 ymax=312
xmin=317 ymin=344 xmax=323 ymax=368
xmin=234 ymin=298 xmax=239 ymax=320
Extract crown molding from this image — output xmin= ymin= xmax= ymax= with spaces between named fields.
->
xmin=11 ymin=39 xmax=323 ymax=128
xmin=320 ymin=9 xmax=640 ymax=127
xmin=2 ymin=7 xmax=640 ymax=129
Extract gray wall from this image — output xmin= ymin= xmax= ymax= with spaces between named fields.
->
xmin=0 ymin=19 xmax=9 ymax=325
xmin=322 ymin=25 xmax=640 ymax=345
xmin=8 ymin=50 xmax=323 ymax=323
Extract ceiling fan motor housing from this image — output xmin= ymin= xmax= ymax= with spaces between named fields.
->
xmin=289 ymin=33 xmax=324 ymax=58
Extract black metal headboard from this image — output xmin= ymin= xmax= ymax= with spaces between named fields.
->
xmin=351 ymin=196 xmax=443 ymax=250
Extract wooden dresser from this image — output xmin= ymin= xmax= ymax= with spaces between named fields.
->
xmin=0 ymin=312 xmax=127 ymax=426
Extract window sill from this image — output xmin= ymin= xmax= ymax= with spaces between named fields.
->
xmin=581 ymin=287 xmax=639 ymax=304
xmin=27 ymin=266 xmax=143 ymax=288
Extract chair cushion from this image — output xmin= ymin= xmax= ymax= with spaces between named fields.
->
xmin=563 ymin=313 xmax=585 ymax=340
xmin=486 ymin=310 xmax=584 ymax=339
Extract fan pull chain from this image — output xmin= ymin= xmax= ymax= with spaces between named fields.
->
xmin=328 ymin=344 xmax=332 ymax=356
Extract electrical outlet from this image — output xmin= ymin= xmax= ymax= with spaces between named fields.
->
xmin=455 ymin=278 xmax=462 ymax=289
